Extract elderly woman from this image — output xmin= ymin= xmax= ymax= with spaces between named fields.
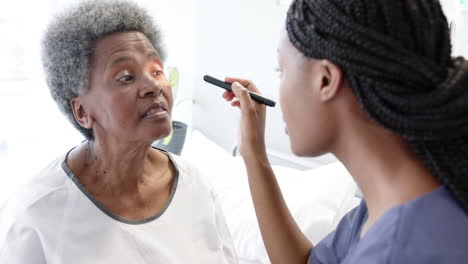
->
xmin=0 ymin=1 xmax=237 ymax=263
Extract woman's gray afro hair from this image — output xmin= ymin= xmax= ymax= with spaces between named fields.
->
xmin=41 ymin=0 xmax=166 ymax=139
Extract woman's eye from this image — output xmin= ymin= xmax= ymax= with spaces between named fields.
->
xmin=153 ymin=70 xmax=164 ymax=77
xmin=118 ymin=75 xmax=134 ymax=83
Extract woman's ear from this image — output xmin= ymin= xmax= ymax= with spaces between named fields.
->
xmin=318 ymin=59 xmax=344 ymax=102
xmin=70 ymin=97 xmax=94 ymax=129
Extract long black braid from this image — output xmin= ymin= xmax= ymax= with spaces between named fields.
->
xmin=286 ymin=0 xmax=468 ymax=210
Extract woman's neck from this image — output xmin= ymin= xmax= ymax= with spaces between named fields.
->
xmin=69 ymin=137 xmax=162 ymax=195
xmin=332 ymin=120 xmax=441 ymax=226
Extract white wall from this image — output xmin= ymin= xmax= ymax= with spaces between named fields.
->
xmin=441 ymin=0 xmax=468 ymax=57
xmin=192 ymin=0 xmax=284 ymax=150
xmin=191 ymin=0 xmax=336 ymax=167
xmin=0 ymin=1 xmax=83 ymax=202
xmin=191 ymin=0 xmax=468 ymax=168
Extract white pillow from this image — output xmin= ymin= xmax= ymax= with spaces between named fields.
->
xmin=183 ymin=130 xmax=357 ymax=264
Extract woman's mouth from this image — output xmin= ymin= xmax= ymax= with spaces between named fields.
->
xmin=141 ymin=103 xmax=169 ymax=120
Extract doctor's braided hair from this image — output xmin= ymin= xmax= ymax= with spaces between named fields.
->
xmin=286 ymin=0 xmax=468 ymax=210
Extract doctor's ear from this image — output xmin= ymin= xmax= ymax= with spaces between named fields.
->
xmin=70 ymin=97 xmax=94 ymax=130
xmin=318 ymin=60 xmax=344 ymax=102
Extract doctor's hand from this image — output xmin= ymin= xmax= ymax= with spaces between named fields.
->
xmin=222 ymin=77 xmax=267 ymax=161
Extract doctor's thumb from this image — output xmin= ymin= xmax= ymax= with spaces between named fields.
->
xmin=232 ymin=82 xmax=253 ymax=111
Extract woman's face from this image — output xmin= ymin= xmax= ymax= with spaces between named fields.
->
xmin=277 ymin=30 xmax=335 ymax=157
xmin=84 ymin=31 xmax=172 ymax=144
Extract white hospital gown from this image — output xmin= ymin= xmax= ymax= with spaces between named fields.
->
xmin=0 ymin=151 xmax=238 ymax=264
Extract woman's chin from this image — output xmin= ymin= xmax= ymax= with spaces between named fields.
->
xmin=290 ymin=141 xmax=321 ymax=158
xmin=290 ymin=140 xmax=305 ymax=156
xmin=291 ymin=146 xmax=308 ymax=157
xmin=149 ymin=122 xmax=172 ymax=141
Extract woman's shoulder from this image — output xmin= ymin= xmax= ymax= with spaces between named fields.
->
xmin=394 ymin=186 xmax=468 ymax=257
xmin=162 ymin=151 xmax=215 ymax=194
xmin=310 ymin=201 xmax=368 ymax=263
xmin=396 ymin=186 xmax=468 ymax=237
xmin=4 ymin=154 xmax=70 ymax=206
xmin=5 ymin=153 xmax=71 ymax=200
xmin=0 ymin=153 xmax=73 ymax=242
xmin=344 ymin=186 xmax=468 ymax=263
xmin=165 ymin=152 xmax=200 ymax=176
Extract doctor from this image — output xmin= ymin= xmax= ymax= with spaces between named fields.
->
xmin=223 ymin=0 xmax=468 ymax=263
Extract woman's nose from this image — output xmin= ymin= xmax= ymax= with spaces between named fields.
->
xmin=139 ymin=75 xmax=166 ymax=98
xmin=139 ymin=85 xmax=160 ymax=98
